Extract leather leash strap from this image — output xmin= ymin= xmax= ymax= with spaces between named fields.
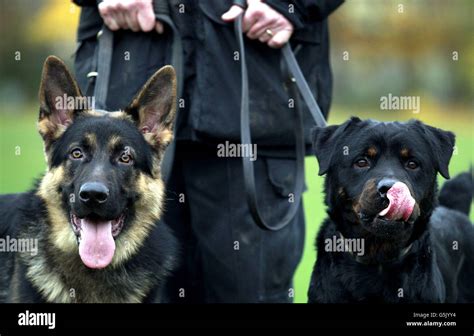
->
xmin=92 ymin=1 xmax=183 ymax=182
xmin=234 ymin=1 xmax=326 ymax=231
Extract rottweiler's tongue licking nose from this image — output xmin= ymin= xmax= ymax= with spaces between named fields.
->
xmin=378 ymin=182 xmax=415 ymax=221
xmin=79 ymin=219 xmax=115 ymax=269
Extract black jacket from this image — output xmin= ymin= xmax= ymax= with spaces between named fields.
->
xmin=73 ymin=0 xmax=343 ymax=157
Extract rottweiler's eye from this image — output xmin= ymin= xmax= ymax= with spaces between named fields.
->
xmin=118 ymin=152 xmax=133 ymax=165
xmin=70 ymin=148 xmax=84 ymax=160
xmin=406 ymin=160 xmax=419 ymax=170
xmin=354 ymin=158 xmax=370 ymax=168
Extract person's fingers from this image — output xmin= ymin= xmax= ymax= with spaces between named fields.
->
xmin=104 ymin=16 xmax=120 ymax=31
xmin=221 ymin=5 xmax=244 ymax=22
xmin=257 ymin=28 xmax=274 ymax=43
xmin=125 ymin=15 xmax=140 ymax=32
xmin=155 ymin=21 xmax=164 ymax=34
xmin=268 ymin=28 xmax=293 ymax=48
xmin=136 ymin=1 xmax=156 ymax=32
xmin=122 ymin=2 xmax=140 ymax=32
xmin=247 ymin=16 xmax=277 ymax=39
xmin=98 ymin=2 xmax=120 ymax=31
xmin=98 ymin=1 xmax=109 ymax=16
xmin=242 ymin=5 xmax=263 ymax=33
xmin=113 ymin=3 xmax=128 ymax=29
xmin=102 ymin=13 xmax=121 ymax=31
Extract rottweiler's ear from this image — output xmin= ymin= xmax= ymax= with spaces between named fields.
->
xmin=312 ymin=117 xmax=362 ymax=175
xmin=38 ymin=56 xmax=83 ymax=143
xmin=312 ymin=125 xmax=339 ymax=175
xmin=423 ymin=124 xmax=455 ymax=179
xmin=125 ymin=65 xmax=177 ymax=149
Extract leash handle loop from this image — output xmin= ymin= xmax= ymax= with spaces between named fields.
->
xmin=235 ymin=14 xmax=306 ymax=231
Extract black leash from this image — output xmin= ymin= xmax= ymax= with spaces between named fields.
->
xmin=93 ymin=27 xmax=113 ymax=110
xmin=92 ymin=1 xmax=182 ymax=181
xmin=153 ymin=1 xmax=183 ymax=182
xmin=233 ymin=1 xmax=327 ymax=231
xmin=91 ymin=1 xmax=327 ymax=231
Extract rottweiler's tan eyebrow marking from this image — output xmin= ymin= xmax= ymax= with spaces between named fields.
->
xmin=367 ymin=146 xmax=377 ymax=157
xmin=400 ymin=148 xmax=410 ymax=158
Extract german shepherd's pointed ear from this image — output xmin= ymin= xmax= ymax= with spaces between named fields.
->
xmin=312 ymin=117 xmax=362 ymax=175
xmin=38 ymin=56 xmax=83 ymax=145
xmin=125 ymin=66 xmax=177 ymax=150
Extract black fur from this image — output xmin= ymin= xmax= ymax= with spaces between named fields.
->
xmin=308 ymin=118 xmax=474 ymax=303
xmin=438 ymin=170 xmax=473 ymax=215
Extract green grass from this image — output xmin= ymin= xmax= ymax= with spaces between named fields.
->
xmin=0 ymin=106 xmax=472 ymax=303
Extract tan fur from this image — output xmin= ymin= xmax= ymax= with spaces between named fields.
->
xmin=36 ymin=166 xmax=77 ymax=254
xmin=400 ymin=148 xmax=410 ymax=158
xmin=84 ymin=133 xmax=97 ymax=150
xmin=84 ymin=109 xmax=134 ymax=123
xmin=36 ymin=168 xmax=164 ymax=267
xmin=107 ymin=135 xmax=122 ymax=152
xmin=107 ymin=110 xmax=135 ymax=122
xmin=113 ymin=172 xmax=164 ymax=266
xmin=143 ymin=127 xmax=173 ymax=150
xmin=367 ymin=146 xmax=377 ymax=157
xmin=26 ymin=264 xmax=72 ymax=303
xmin=24 ymin=260 xmax=153 ymax=303
xmin=352 ymin=179 xmax=378 ymax=216
xmin=26 ymin=58 xmax=175 ymax=302
xmin=38 ymin=119 xmax=67 ymax=143
xmin=32 ymin=168 xmax=164 ymax=302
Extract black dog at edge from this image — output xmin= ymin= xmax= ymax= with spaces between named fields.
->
xmin=308 ymin=117 xmax=474 ymax=303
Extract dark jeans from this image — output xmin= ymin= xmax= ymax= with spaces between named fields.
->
xmin=164 ymin=142 xmax=305 ymax=303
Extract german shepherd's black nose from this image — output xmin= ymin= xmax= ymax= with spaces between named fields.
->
xmin=377 ymin=178 xmax=398 ymax=198
xmin=79 ymin=182 xmax=109 ymax=204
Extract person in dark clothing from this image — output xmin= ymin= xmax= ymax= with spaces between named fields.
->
xmin=72 ymin=0 xmax=343 ymax=303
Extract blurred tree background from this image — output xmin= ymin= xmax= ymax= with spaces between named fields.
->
xmin=0 ymin=0 xmax=472 ymax=303
xmin=0 ymin=0 xmax=472 ymax=115
xmin=0 ymin=0 xmax=79 ymax=108
xmin=329 ymin=0 xmax=473 ymax=120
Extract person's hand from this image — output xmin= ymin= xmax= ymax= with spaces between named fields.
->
xmin=221 ymin=0 xmax=294 ymax=48
xmin=98 ymin=0 xmax=164 ymax=33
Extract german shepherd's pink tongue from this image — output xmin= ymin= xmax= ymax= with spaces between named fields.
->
xmin=79 ymin=218 xmax=115 ymax=269
xmin=378 ymin=182 xmax=415 ymax=221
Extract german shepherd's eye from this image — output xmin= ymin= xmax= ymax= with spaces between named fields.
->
xmin=406 ymin=160 xmax=419 ymax=170
xmin=118 ymin=151 xmax=133 ymax=165
xmin=354 ymin=158 xmax=370 ymax=169
xmin=70 ymin=148 xmax=84 ymax=160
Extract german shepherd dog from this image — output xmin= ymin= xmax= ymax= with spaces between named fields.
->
xmin=0 ymin=56 xmax=178 ymax=303
xmin=308 ymin=117 xmax=474 ymax=303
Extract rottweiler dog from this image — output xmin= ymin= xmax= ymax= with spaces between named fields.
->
xmin=0 ymin=56 xmax=178 ymax=303
xmin=308 ymin=117 xmax=474 ymax=303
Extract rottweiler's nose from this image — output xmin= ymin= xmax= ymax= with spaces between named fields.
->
xmin=79 ymin=182 xmax=109 ymax=204
xmin=377 ymin=178 xmax=398 ymax=198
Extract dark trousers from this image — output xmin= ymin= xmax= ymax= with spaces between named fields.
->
xmin=164 ymin=142 xmax=305 ymax=303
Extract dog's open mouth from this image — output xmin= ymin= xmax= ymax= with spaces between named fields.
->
xmin=70 ymin=212 xmax=126 ymax=269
